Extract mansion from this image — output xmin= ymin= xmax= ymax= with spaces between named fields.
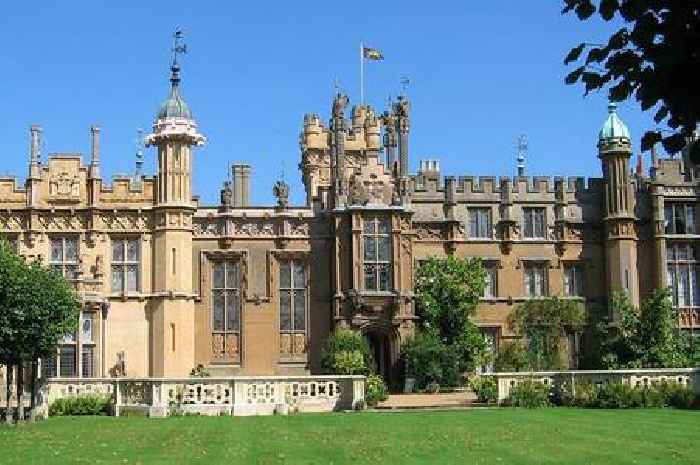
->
xmin=0 ymin=57 xmax=698 ymax=385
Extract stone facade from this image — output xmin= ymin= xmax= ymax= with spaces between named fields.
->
xmin=1 ymin=63 xmax=699 ymax=385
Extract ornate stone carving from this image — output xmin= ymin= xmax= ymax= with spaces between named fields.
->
xmin=39 ymin=213 xmax=87 ymax=231
xmin=273 ymin=180 xmax=290 ymax=209
xmin=0 ymin=213 xmax=24 ymax=230
xmin=415 ymin=224 xmax=443 ymax=240
xmin=193 ymin=218 xmax=223 ymax=236
xmin=101 ymin=212 xmax=150 ymax=231
xmin=663 ymin=186 xmax=696 ymax=197
xmin=49 ymin=172 xmax=80 ymax=199
xmin=289 ymin=220 xmax=309 ymax=236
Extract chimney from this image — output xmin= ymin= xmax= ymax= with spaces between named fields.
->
xmin=89 ymin=125 xmax=101 ymax=178
xmin=29 ymin=125 xmax=42 ymax=168
xmin=232 ymin=163 xmax=251 ymax=207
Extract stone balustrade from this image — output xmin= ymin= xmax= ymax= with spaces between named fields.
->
xmin=39 ymin=375 xmax=365 ymax=417
xmin=492 ymin=368 xmax=700 ymax=402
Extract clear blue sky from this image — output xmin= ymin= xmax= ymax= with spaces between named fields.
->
xmin=0 ymin=1 xmax=658 ymax=206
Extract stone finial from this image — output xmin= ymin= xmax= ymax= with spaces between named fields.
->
xmin=273 ymin=179 xmax=290 ymax=209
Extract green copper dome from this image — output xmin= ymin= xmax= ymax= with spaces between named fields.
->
xmin=598 ymin=102 xmax=630 ymax=142
xmin=156 ymin=63 xmax=193 ymax=120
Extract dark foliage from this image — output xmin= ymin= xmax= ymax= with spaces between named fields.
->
xmin=563 ymin=0 xmax=699 ymax=157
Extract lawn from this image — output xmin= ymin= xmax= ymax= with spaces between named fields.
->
xmin=0 ymin=409 xmax=698 ymax=465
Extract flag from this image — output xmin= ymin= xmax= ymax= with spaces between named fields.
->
xmin=363 ymin=47 xmax=384 ymax=61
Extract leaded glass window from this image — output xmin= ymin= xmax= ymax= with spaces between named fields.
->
xmin=665 ymin=203 xmax=696 ymax=234
xmin=483 ymin=264 xmax=498 ymax=299
xmin=524 ymin=262 xmax=547 ymax=297
xmin=667 ymin=242 xmax=699 ymax=308
xmin=81 ymin=346 xmax=94 ymax=378
xmin=564 ymin=264 xmax=584 ymax=297
xmin=469 ymin=208 xmax=492 ymax=238
xmin=363 ymin=217 xmax=392 ymax=291
xmin=111 ymin=238 xmax=140 ymax=293
xmin=212 ymin=261 xmax=241 ymax=361
xmin=523 ymin=208 xmax=546 ymax=239
xmin=50 ymin=237 xmax=79 ymax=279
xmin=59 ymin=346 xmax=77 ymax=377
xmin=279 ymin=260 xmax=307 ymax=333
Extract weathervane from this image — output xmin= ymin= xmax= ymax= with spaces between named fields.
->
xmin=516 ymin=134 xmax=528 ymax=177
xmin=400 ymin=76 xmax=410 ymax=97
xmin=171 ymin=29 xmax=187 ymax=66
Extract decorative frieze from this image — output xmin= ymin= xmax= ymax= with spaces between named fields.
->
xmin=101 ymin=212 xmax=150 ymax=231
xmin=38 ymin=212 xmax=87 ymax=231
xmin=662 ymin=186 xmax=696 ymax=197
xmin=0 ymin=213 xmax=24 ymax=230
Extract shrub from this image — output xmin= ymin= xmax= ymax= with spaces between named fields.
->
xmin=365 ymin=374 xmax=389 ymax=406
xmin=558 ymin=381 xmax=698 ymax=409
xmin=321 ymin=329 xmax=373 ymax=376
xmin=494 ymin=341 xmax=530 ymax=372
xmin=503 ymin=380 xmax=550 ymax=408
xmin=190 ymin=364 xmax=210 ymax=377
xmin=402 ymin=330 xmax=463 ymax=389
xmin=49 ymin=395 xmax=111 ymax=416
xmin=469 ymin=376 xmax=497 ymax=403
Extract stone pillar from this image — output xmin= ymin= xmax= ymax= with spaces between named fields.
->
xmin=27 ymin=125 xmax=42 ymax=208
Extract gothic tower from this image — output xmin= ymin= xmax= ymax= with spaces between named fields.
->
xmin=598 ymin=103 xmax=639 ymax=307
xmin=145 ymin=54 xmax=206 ymax=376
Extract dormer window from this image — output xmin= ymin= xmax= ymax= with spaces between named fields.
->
xmin=363 ymin=217 xmax=392 ymax=291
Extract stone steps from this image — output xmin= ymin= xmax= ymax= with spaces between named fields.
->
xmin=375 ymin=391 xmax=487 ymax=410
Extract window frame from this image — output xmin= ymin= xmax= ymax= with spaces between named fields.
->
xmin=523 ymin=207 xmax=546 ymax=239
xmin=563 ymin=263 xmax=584 ymax=297
xmin=278 ymin=259 xmax=308 ymax=334
xmin=665 ymin=202 xmax=696 ymax=235
xmin=483 ymin=262 xmax=498 ymax=299
xmin=110 ymin=237 xmax=141 ymax=294
xmin=666 ymin=242 xmax=699 ymax=308
xmin=468 ymin=207 xmax=493 ymax=239
xmin=363 ymin=216 xmax=393 ymax=292
xmin=523 ymin=261 xmax=548 ymax=297
xmin=49 ymin=236 xmax=79 ymax=280
xmin=211 ymin=259 xmax=242 ymax=363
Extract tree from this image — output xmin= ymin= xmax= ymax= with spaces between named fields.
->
xmin=590 ymin=290 xmax=695 ymax=368
xmin=563 ymin=1 xmax=700 ymax=157
xmin=507 ymin=297 xmax=586 ymax=370
xmin=0 ymin=240 xmax=80 ymax=422
xmin=403 ymin=256 xmax=487 ymax=388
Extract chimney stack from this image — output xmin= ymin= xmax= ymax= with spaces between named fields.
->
xmin=232 ymin=163 xmax=251 ymax=207
xmin=29 ymin=125 xmax=42 ymax=168
xmin=90 ymin=125 xmax=101 ymax=178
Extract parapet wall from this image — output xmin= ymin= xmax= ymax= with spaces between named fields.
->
xmin=412 ymin=174 xmax=604 ymax=198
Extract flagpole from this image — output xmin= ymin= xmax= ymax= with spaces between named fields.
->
xmin=360 ymin=41 xmax=364 ymax=105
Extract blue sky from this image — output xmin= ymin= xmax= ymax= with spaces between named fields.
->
xmin=0 ymin=1 xmax=658 ymax=206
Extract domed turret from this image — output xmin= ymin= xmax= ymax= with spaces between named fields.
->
xmin=156 ymin=62 xmax=193 ymax=121
xmin=598 ymin=102 xmax=630 ymax=143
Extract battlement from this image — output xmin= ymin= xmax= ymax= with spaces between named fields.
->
xmin=412 ymin=174 xmax=604 ymax=197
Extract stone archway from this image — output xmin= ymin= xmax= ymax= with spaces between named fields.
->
xmin=361 ymin=325 xmax=399 ymax=389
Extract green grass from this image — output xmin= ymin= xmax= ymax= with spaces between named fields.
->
xmin=1 ymin=409 xmax=698 ymax=465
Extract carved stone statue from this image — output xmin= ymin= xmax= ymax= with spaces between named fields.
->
xmin=332 ymin=93 xmax=349 ymax=120
xmin=220 ymin=181 xmax=233 ymax=209
xmin=273 ymin=179 xmax=290 ymax=209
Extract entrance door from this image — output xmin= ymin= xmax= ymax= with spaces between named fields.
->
xmin=365 ymin=332 xmax=391 ymax=382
